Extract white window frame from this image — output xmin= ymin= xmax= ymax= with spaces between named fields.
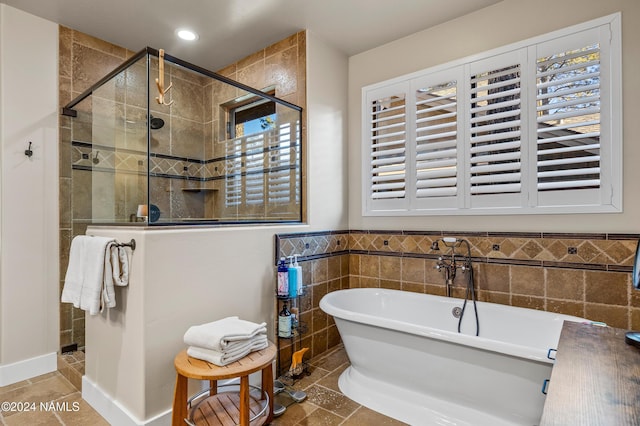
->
xmin=362 ymin=13 xmax=622 ymax=216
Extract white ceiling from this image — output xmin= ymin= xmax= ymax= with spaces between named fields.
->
xmin=2 ymin=0 xmax=501 ymax=72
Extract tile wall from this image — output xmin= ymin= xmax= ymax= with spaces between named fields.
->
xmin=275 ymin=230 xmax=640 ymax=370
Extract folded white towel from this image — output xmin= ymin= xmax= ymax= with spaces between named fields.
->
xmin=62 ymin=236 xmax=114 ymax=315
xmin=184 ymin=316 xmax=267 ymax=351
xmin=187 ymin=335 xmax=269 ymax=366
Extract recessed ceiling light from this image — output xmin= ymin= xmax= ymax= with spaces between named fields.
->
xmin=176 ymin=29 xmax=198 ymax=41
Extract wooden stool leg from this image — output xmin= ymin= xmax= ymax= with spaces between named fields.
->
xmin=209 ymin=379 xmax=217 ymax=395
xmin=172 ymin=374 xmax=188 ymax=426
xmin=239 ymin=375 xmax=250 ymax=426
xmin=262 ymin=362 xmax=274 ymax=423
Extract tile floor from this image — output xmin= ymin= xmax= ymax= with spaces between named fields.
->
xmin=0 ymin=345 xmax=405 ymax=425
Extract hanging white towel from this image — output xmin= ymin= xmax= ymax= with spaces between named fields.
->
xmin=183 ymin=316 xmax=267 ymax=352
xmin=187 ymin=335 xmax=269 ymax=366
xmin=61 ymin=235 xmax=130 ymax=315
xmin=102 ymin=245 xmax=130 ymax=310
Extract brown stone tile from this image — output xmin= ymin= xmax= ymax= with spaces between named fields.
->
xmin=547 ymin=299 xmax=585 ymax=318
xmin=313 ymin=259 xmax=328 ymax=283
xmin=312 ymin=308 xmax=328 ymax=333
xmin=510 ymin=265 xmax=544 ymax=296
xmin=312 ymin=282 xmax=328 ymax=308
xmin=0 ymin=375 xmax=76 ymax=417
xmin=402 ymin=257 xmax=425 ymax=283
xmin=316 ymin=363 xmax=348 ymax=393
xmin=71 ymin=43 xmax=125 ymax=94
xmin=293 ymin=364 xmax=330 ymax=391
xmin=360 ymin=255 xmax=380 ymax=278
xmin=479 ymin=291 xmax=510 ymax=305
xmin=511 ymin=295 xmax=544 ymax=310
xmin=73 ymin=30 xmax=127 ymax=58
xmin=349 ymin=254 xmax=360 ymax=276
xmin=270 ymin=399 xmax=319 ymax=425
xmin=341 ymin=406 xmax=409 ymax=425
xmin=309 ymin=346 xmax=349 ymax=373
xmin=585 ymin=271 xmax=629 ymax=306
xmin=3 ymin=409 xmax=60 ymax=425
xmin=475 ymin=263 xmax=509 ymax=292
xmin=305 ymin=384 xmax=360 ymax=418
xmin=584 ymin=303 xmax=628 ymax=328
xmin=380 ymin=256 xmax=401 ymax=280
xmin=546 ymin=268 xmax=584 ymax=300
xmin=327 ymin=325 xmax=342 ymax=349
xmin=360 ymin=277 xmax=380 ymax=289
xmin=266 ymin=33 xmax=298 ymax=57
xmin=402 ymin=282 xmax=425 ymax=293
xmin=328 ymin=279 xmax=341 ymax=293
xmin=380 ymin=280 xmax=401 ymax=290
xmin=312 ymin=331 xmax=328 ymax=359
xmin=297 ymin=406 xmax=344 ymax=425
xmin=328 ymin=256 xmax=341 ymax=280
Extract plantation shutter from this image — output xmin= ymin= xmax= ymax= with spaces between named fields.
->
xmin=533 ymin=26 xmax=609 ymax=207
xmin=364 ymin=84 xmax=409 ymax=212
xmin=225 ymin=138 xmax=242 ymax=207
xmin=244 ymin=134 xmax=265 ymax=207
xmin=468 ymin=51 xmax=528 ymax=208
xmin=412 ymin=69 xmax=463 ymax=210
xmin=268 ymin=122 xmax=293 ymax=205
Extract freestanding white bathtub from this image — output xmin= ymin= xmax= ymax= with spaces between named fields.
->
xmin=319 ymin=288 xmax=587 ymax=426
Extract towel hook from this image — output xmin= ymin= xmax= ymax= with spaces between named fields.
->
xmin=155 ymin=49 xmax=174 ymax=106
xmin=24 ymin=141 xmax=33 ymax=158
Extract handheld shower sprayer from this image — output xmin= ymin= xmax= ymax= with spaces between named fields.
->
xmin=432 ymin=236 xmax=479 ymax=336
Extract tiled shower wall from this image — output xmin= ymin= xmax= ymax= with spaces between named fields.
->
xmin=58 ymin=28 xmax=307 ymax=349
xmin=59 ymin=27 xmax=135 ymax=349
xmin=276 ymin=230 xmax=640 ymax=368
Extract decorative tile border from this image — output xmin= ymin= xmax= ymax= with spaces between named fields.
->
xmin=276 ymin=230 xmax=639 ymax=272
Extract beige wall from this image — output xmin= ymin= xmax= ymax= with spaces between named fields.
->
xmin=348 ymin=0 xmax=640 ymax=233
xmin=0 ymin=5 xmax=59 ymax=383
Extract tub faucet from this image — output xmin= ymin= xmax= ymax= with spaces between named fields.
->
xmin=433 ymin=237 xmax=471 ymax=297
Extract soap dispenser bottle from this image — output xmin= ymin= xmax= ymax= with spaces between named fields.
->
xmin=288 ymin=256 xmax=298 ymax=298
xmin=277 ymin=257 xmax=289 ymax=297
xmin=293 ymin=254 xmax=303 ymax=295
xmin=278 ymin=302 xmax=292 ymax=338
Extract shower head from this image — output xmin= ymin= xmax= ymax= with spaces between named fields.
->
xmin=149 ymin=115 xmax=164 ymax=130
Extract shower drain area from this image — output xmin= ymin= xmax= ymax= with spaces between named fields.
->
xmin=452 ymin=307 xmax=462 ymax=318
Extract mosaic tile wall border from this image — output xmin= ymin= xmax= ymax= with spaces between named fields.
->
xmin=72 ymin=140 xmax=298 ymax=183
xmin=276 ymin=230 xmax=640 ymax=272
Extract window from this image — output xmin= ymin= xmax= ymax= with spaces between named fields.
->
xmin=362 ymin=14 xmax=621 ymax=216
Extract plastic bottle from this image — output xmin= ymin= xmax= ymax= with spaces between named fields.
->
xmin=277 ymin=257 xmax=289 ymax=297
xmin=278 ymin=302 xmax=292 ymax=338
xmin=293 ymin=254 xmax=303 ymax=295
xmin=288 ymin=256 xmax=298 ymax=298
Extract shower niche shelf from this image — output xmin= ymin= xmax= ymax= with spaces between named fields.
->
xmin=181 ymin=186 xmax=218 ymax=192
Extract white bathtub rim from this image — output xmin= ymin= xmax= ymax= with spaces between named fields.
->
xmin=320 ymin=288 xmax=586 ymax=364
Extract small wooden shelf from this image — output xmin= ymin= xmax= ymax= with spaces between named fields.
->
xmin=189 ymin=391 xmax=268 ymax=426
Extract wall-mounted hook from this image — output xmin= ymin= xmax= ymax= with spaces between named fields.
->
xmin=24 ymin=141 xmax=33 ymax=158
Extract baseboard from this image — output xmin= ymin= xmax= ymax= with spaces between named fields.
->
xmin=0 ymin=352 xmax=57 ymax=386
xmin=82 ymin=376 xmax=171 ymax=426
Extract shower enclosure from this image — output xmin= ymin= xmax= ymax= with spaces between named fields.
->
xmin=63 ymin=47 xmax=303 ymax=225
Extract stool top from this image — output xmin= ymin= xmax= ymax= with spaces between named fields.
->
xmin=174 ymin=342 xmax=276 ymax=380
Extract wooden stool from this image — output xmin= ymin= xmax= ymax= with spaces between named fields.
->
xmin=172 ymin=343 xmax=276 ymax=426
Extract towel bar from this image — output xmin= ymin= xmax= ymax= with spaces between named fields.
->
xmin=116 ymin=239 xmax=136 ymax=251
